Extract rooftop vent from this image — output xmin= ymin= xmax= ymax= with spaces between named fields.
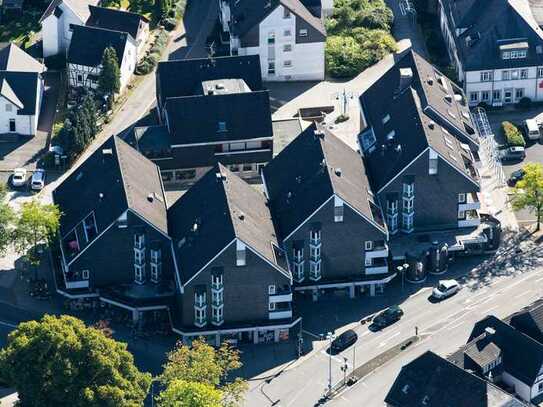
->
xmin=215 ymin=83 xmax=225 ymax=90
xmin=314 ymin=128 xmax=325 ymax=138
xmin=445 ymin=94 xmax=453 ymax=103
xmin=207 ymin=87 xmax=214 ymax=95
xmin=402 ymin=384 xmax=409 ymax=394
xmin=427 ymin=77 xmax=434 ymax=85
xmin=192 ymin=222 xmax=199 ymax=233
xmin=296 ymin=175 xmax=302 ymax=184
xmin=147 ymin=193 xmax=154 ymax=203
xmin=102 ymin=148 xmax=113 ymax=155
xmin=395 ymin=144 xmax=402 ymax=153
xmin=335 ymin=168 xmax=342 ymax=176
xmin=99 ymin=192 xmax=104 ymax=199
xmin=216 ymin=171 xmax=226 ymax=182
xmin=428 ymin=121 xmax=435 ymax=129
xmin=239 ymin=212 xmax=245 ymax=221
xmin=485 ymin=327 xmax=496 ymax=336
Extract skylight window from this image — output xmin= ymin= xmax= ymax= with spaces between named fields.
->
xmin=387 ymin=130 xmax=396 ymax=141
xmin=382 ymin=114 xmax=391 ymax=124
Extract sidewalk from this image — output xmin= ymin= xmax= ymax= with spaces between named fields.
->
xmin=385 ymin=0 xmax=429 ymax=58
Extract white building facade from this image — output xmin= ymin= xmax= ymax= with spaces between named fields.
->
xmin=0 ymin=76 xmax=44 ymax=137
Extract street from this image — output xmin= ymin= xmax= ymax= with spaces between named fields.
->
xmin=243 ymin=233 xmax=543 ymax=406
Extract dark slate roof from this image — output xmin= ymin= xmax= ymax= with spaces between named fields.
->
xmin=156 ymin=55 xmax=263 ymax=108
xmin=0 ymin=71 xmax=40 ymax=115
xmin=228 ymin=0 xmax=325 ymax=38
xmin=167 ymin=164 xmax=289 ymax=285
xmin=263 ymin=123 xmax=386 ymax=239
xmin=360 ymin=50 xmax=479 ymax=192
xmin=40 ymin=0 xmax=99 ymax=23
xmin=449 ymin=331 xmax=503 ymax=373
xmin=134 ymin=125 xmax=172 ymax=156
xmin=87 ymin=5 xmax=149 ymax=39
xmin=164 ymin=90 xmax=272 ymax=145
xmin=67 ymin=25 xmax=132 ymax=67
xmin=440 ymin=0 xmax=543 ymax=71
xmin=0 ymin=43 xmax=44 ymax=73
xmin=385 ymin=351 xmax=525 ymax=407
xmin=507 ymin=300 xmax=543 ymax=345
xmin=53 ymin=136 xmax=168 ymax=237
xmin=455 ymin=315 xmax=543 ymax=386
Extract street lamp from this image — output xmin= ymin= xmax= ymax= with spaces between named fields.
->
xmin=397 ymin=265 xmax=404 ymax=291
xmin=341 ymin=357 xmax=349 ymax=385
xmin=326 ymin=332 xmax=335 ymax=396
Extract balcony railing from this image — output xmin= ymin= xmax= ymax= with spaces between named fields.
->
xmin=65 ymin=280 xmax=89 ymax=289
xmin=459 ymin=192 xmax=480 ymax=212
xmin=194 ymin=296 xmax=206 ymax=308
xmin=212 ymin=296 xmax=224 ymax=307
xmin=269 ymin=303 xmax=292 ymax=320
xmin=269 ymin=287 xmax=293 ymax=303
xmin=365 ymin=243 xmax=389 ymax=259
xmin=365 ymin=258 xmax=389 ymax=275
xmin=212 ymin=279 xmax=224 ymax=291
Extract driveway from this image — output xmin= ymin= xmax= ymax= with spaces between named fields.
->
xmin=0 ymin=71 xmax=60 ymax=172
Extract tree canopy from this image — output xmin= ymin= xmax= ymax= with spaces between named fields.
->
xmin=159 ymin=339 xmax=247 ymax=407
xmin=0 ymin=183 xmax=14 ymax=256
xmin=156 ymin=380 xmax=222 ymax=407
xmin=98 ymin=46 xmax=121 ymax=96
xmin=511 ymin=163 xmax=543 ymax=231
xmin=0 ymin=315 xmax=151 ymax=407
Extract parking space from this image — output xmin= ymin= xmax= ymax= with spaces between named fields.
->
xmin=487 ymin=108 xmax=543 ymax=224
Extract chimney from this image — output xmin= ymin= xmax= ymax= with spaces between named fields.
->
xmin=485 ymin=327 xmax=496 ymax=336
xmin=102 ymin=148 xmax=113 ymax=156
xmin=335 ymin=168 xmax=342 ymax=177
xmin=398 ymin=68 xmax=413 ymax=93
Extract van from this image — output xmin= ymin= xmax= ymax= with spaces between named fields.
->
xmin=525 ymin=119 xmax=540 ymax=140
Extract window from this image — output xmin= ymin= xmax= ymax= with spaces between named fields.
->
xmin=77 ymin=74 xmax=83 ymax=83
xmin=469 ymin=92 xmax=478 ymax=102
xmin=268 ymin=61 xmax=275 ymax=75
xmin=9 ymin=119 xmax=15 ymax=132
xmin=134 ymin=264 xmax=145 ymax=284
xmin=5 ymin=104 xmax=11 ymax=112
xmin=283 ymin=7 xmax=291 ymax=18
xmin=458 ymin=193 xmax=466 ymax=203
xmin=284 ymin=29 xmax=291 ymax=37
xmin=229 ymin=142 xmax=245 ymax=151
xmin=402 ymin=213 xmax=414 ymax=231
xmin=493 ymin=89 xmax=501 ymax=101
xmin=538 ymin=67 xmax=543 ymax=78
xmin=511 ymin=70 xmax=519 ymax=80
xmin=310 ymin=245 xmax=320 ymax=261
xmin=310 ymin=229 xmax=321 ymax=245
xmin=387 ymin=213 xmax=398 ymax=233
xmin=236 ymin=240 xmax=246 ymax=266
xmin=283 ymin=44 xmax=292 ymax=52
xmin=365 ymin=256 xmax=373 ymax=266
xmin=212 ymin=289 xmax=223 ymax=306
xmin=299 ymin=29 xmax=308 ymax=37
xmin=429 ymin=149 xmax=438 ymax=175
xmin=387 ymin=200 xmax=398 ymax=213
xmin=194 ymin=307 xmax=206 ymax=327
xmin=481 ymin=91 xmax=490 ymax=102
xmin=268 ymin=285 xmax=276 ymax=295
xmin=309 ymin=259 xmax=321 ymax=280
xmin=365 ymin=241 xmax=373 ymax=251
xmin=458 ymin=210 xmax=466 ymax=220
xmin=515 ymin=88 xmax=524 ymax=99
xmin=520 ymin=69 xmax=529 ymax=79
xmin=83 ymin=213 xmax=98 ymax=242
xmin=267 ymin=32 xmax=275 ymax=44
xmin=480 ymin=71 xmax=492 ymax=82
xmin=134 ymin=247 xmax=145 ymax=265
xmin=195 ymin=291 xmax=206 ymax=307
xmin=217 ymin=121 xmax=227 ymax=132
xmin=242 ymin=163 xmax=254 ymax=172
xmin=211 ymin=305 xmax=223 ymax=323
xmin=150 ymin=249 xmax=161 ymax=283
xmin=334 ymin=198 xmax=344 ymax=222
xmin=502 ymin=51 xmax=511 ymax=59
xmin=403 ymin=182 xmax=414 ymax=197
xmin=511 ymin=49 xmax=527 ymax=59
xmin=293 ymin=261 xmax=304 ymax=281
xmin=403 ymin=198 xmax=414 ymax=211
xmin=284 ymin=60 xmax=292 ymax=67
xmin=502 ymin=70 xmax=510 ymax=80
xmin=269 ymin=302 xmax=276 ymax=311
xmin=229 ymin=164 xmax=239 ymax=172
xmin=382 ymin=114 xmax=391 ymax=124
xmin=134 ymin=233 xmax=145 ymax=249
xmin=82 ymin=270 xmax=89 ymax=280
xmin=293 ymin=247 xmax=303 ymax=262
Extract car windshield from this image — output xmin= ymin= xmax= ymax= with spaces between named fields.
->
xmin=437 ymin=284 xmax=447 ymax=291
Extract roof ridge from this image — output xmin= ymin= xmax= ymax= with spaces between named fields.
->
xmin=215 ymin=164 xmax=238 ymax=240
xmin=112 ymin=136 xmax=132 ymax=211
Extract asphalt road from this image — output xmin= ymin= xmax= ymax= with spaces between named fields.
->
xmin=244 ymin=236 xmax=543 ymax=407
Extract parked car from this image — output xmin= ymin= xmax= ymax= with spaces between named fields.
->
xmin=31 ymin=169 xmax=46 ymax=191
xmin=330 ymin=329 xmax=358 ymax=353
xmin=508 ymin=169 xmax=525 ymax=187
xmin=11 ymin=168 xmax=27 ymax=187
xmin=431 ymin=280 xmax=461 ymax=300
xmin=500 ymin=146 xmax=526 ymax=162
xmin=524 ymin=119 xmax=541 ymax=141
xmin=372 ymin=306 xmax=404 ymax=329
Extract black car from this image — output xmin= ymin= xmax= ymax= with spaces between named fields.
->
xmin=372 ymin=306 xmax=404 ymax=329
xmin=507 ymin=169 xmax=525 ymax=187
xmin=330 ymin=329 xmax=358 ymax=353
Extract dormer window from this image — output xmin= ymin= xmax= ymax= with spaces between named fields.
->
xmin=236 ymin=240 xmax=246 ymax=266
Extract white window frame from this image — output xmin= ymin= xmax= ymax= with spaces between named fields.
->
xmin=134 ymin=264 xmax=145 ymax=284
xmin=283 ymin=44 xmax=292 ymax=52
xmin=365 ymin=241 xmax=373 ymax=251
xmin=283 ymin=29 xmax=291 ymax=37
xmin=299 ymin=29 xmax=308 ymax=37
xmin=82 ymin=269 xmax=89 ymax=280
xmin=458 ymin=193 xmax=466 ymax=203
xmin=293 ymin=261 xmax=304 ymax=281
xmin=269 ymin=302 xmax=276 ymax=311
xmin=268 ymin=285 xmax=276 ymax=295
xmin=236 ymin=240 xmax=246 ymax=266
xmin=520 ymin=69 xmax=529 ymax=79
xmin=334 ymin=197 xmax=344 ymax=222
xmin=134 ymin=233 xmax=145 ymax=249
xmin=283 ymin=60 xmax=292 ymax=68
xmin=5 ymin=104 xmax=11 ymax=112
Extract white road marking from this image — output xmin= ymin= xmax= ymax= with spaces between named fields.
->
xmin=378 ymin=331 xmax=400 ymax=348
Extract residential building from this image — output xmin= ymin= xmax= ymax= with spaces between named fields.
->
xmin=385 ymin=351 xmax=527 ymax=406
xmin=86 ymin=5 xmax=150 ymax=59
xmin=219 ymin=0 xmax=326 ymax=81
xmin=449 ymin=315 xmax=543 ymax=404
xmin=135 ymin=55 xmax=273 ymax=186
xmin=40 ymin=0 xmax=100 ymax=59
xmin=67 ymin=25 xmax=137 ymax=91
xmin=52 ymin=136 xmax=177 ymax=321
xmin=168 ymin=163 xmax=298 ymax=344
xmin=507 ymin=300 xmax=543 ymax=344
xmin=0 ymin=43 xmax=45 ymax=137
xmin=359 ymin=50 xmax=481 ymax=235
xmin=438 ymin=0 xmax=543 ymax=106
xmin=262 ymin=123 xmax=392 ymax=299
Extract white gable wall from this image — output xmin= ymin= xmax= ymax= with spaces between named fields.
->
xmin=0 ymin=95 xmax=36 ymax=136
xmin=42 ymin=2 xmax=86 ymax=58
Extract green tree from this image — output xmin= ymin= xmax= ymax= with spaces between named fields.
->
xmin=0 ymin=315 xmax=151 ymax=407
xmin=101 ymin=0 xmax=121 ymax=7
xmin=511 ymin=163 xmax=543 ymax=231
xmin=98 ymin=47 xmax=121 ymax=96
xmin=159 ymin=339 xmax=247 ymax=407
xmin=0 ymin=183 xmax=14 ymax=256
xmin=13 ymin=200 xmax=60 ymax=278
xmin=157 ymin=380 xmax=222 ymax=407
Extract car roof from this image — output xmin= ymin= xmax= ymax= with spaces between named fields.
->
xmin=340 ymin=329 xmax=356 ymax=337
xmin=32 ymin=171 xmax=44 ymax=179
xmin=526 ymin=119 xmax=538 ymax=131
xmin=439 ymin=279 xmax=458 ymax=287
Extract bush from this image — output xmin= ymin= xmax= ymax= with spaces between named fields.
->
xmin=502 ymin=121 xmax=526 ymax=147
xmin=518 ymin=97 xmax=532 ymax=109
xmin=135 ymin=29 xmax=168 ymax=75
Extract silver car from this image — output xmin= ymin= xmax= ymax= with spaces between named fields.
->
xmin=432 ymin=280 xmax=460 ymax=300
xmin=31 ymin=169 xmax=46 ymax=191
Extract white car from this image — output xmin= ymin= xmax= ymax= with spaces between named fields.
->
xmin=432 ymin=280 xmax=460 ymax=300
xmin=31 ymin=169 xmax=46 ymax=191
xmin=11 ymin=168 xmax=27 ymax=187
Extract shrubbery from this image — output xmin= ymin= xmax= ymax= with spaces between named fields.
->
xmin=325 ymin=0 xmax=397 ymax=78
xmin=136 ymin=29 xmax=168 ymax=75
xmin=502 ymin=121 xmax=526 ymax=147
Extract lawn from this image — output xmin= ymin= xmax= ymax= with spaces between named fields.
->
xmin=0 ymin=10 xmax=41 ymax=45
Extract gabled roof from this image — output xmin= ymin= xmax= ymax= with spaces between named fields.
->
xmin=385 ymin=351 xmax=525 ymax=407
xmin=87 ymin=5 xmax=149 ymax=39
xmin=263 ymin=123 xmax=386 ymax=240
xmin=0 ymin=72 xmax=40 ymax=115
xmin=228 ymin=0 xmax=325 ymax=38
xmin=53 ymin=136 xmax=168 ymax=238
xmin=156 ymin=55 xmax=263 ymax=108
xmin=454 ymin=315 xmax=543 ymax=386
xmin=67 ymin=25 xmax=132 ymax=67
xmin=360 ymin=50 xmax=479 ymax=192
xmin=40 ymin=0 xmax=99 ymax=23
xmin=440 ymin=0 xmax=543 ymax=71
xmin=164 ymin=90 xmax=273 ymax=145
xmin=0 ymin=43 xmax=44 ymax=73
xmin=168 ymin=164 xmax=289 ymax=285
xmin=507 ymin=300 xmax=543 ymax=345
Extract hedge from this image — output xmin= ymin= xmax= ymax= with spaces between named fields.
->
xmin=502 ymin=121 xmax=526 ymax=147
